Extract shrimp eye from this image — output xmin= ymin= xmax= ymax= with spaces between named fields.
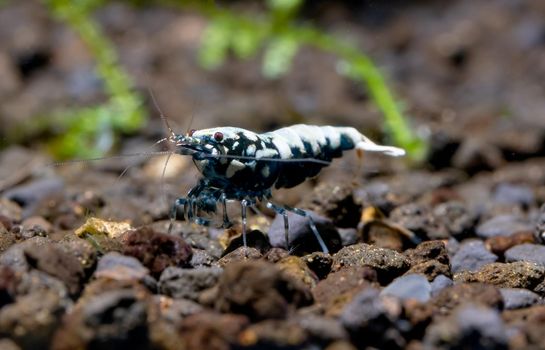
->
xmin=214 ymin=132 xmax=224 ymax=142
xmin=188 ymin=129 xmax=196 ymax=137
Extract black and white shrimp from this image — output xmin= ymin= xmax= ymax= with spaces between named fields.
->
xmin=167 ymin=124 xmax=405 ymax=253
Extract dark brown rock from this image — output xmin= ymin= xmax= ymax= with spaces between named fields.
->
xmin=179 ymin=312 xmax=248 ymax=350
xmin=217 ymin=246 xmax=262 ymax=267
xmin=302 ymin=252 xmax=332 ymax=280
xmin=239 ymin=319 xmax=308 ymax=348
xmin=406 ymin=260 xmax=452 ymax=281
xmin=454 ymin=262 xmax=545 ymax=291
xmin=485 ymin=231 xmax=536 ymax=256
xmin=332 ymin=243 xmax=410 ymax=284
xmin=431 ymin=283 xmax=503 ymax=316
xmin=404 ymin=240 xmax=450 ymax=266
xmin=0 ymin=290 xmax=70 ymax=349
xmin=215 ymin=260 xmax=312 ymax=320
xmin=313 ymin=266 xmax=377 ymax=317
xmin=122 ymin=227 xmax=192 ymax=277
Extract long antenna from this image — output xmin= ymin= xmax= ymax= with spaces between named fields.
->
xmin=148 ymin=87 xmax=175 ymax=138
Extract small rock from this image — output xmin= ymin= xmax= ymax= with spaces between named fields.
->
xmin=0 ymin=290 xmax=70 ymax=349
xmin=301 ymin=252 xmax=332 ymax=280
xmin=217 ymin=246 xmax=262 ymax=267
xmin=332 ymin=243 xmax=410 ymax=284
xmin=492 ymin=183 xmax=534 ymax=208
xmin=277 ymin=256 xmax=319 ymax=289
xmin=23 ymin=242 xmax=86 ymax=295
xmin=299 ymin=182 xmax=362 ymax=228
xmin=296 ymin=314 xmax=348 ymax=343
xmin=476 ymin=215 xmax=533 ymax=238
xmin=0 ymin=339 xmax=21 ymax=350
xmin=268 ymin=211 xmax=342 ymax=255
xmin=451 ymin=240 xmax=498 ymax=273
xmin=390 ymin=203 xmax=449 ymax=240
xmin=21 ymin=216 xmax=52 ymax=234
xmin=505 ymin=243 xmax=545 ymax=266
xmin=423 ymin=304 xmax=508 ymax=350
xmin=500 ymin=288 xmax=542 ymax=310
xmin=215 ymin=260 xmax=312 ymax=320
xmin=404 ymin=240 xmax=450 ymax=266
xmin=406 ymin=260 xmax=451 ymax=280
xmin=312 ymin=266 xmax=377 ymax=316
xmin=263 ymin=247 xmax=289 ymax=263
xmin=122 ymin=227 xmax=192 ymax=277
xmin=188 ymin=248 xmax=216 ymax=267
xmin=433 ymin=201 xmax=476 ymax=240
xmin=0 ymin=236 xmax=51 ymax=271
xmin=361 ymin=220 xmax=414 ymax=252
xmin=381 ymin=274 xmax=431 ymax=302
xmin=159 ymin=266 xmax=223 ymax=301
xmin=95 ymin=252 xmax=149 ymax=282
xmin=52 ymin=286 xmax=151 ymax=350
xmin=430 ymin=275 xmax=453 ymax=296
xmin=4 ymin=177 xmax=64 ymax=216
xmin=0 ymin=266 xmax=18 ymax=307
xmin=239 ymin=319 xmax=308 ymax=348
xmin=340 ymin=288 xmax=405 ymax=349
xmin=179 ymin=312 xmax=248 ymax=349
xmin=431 ymin=283 xmax=503 ymax=316
xmin=74 ymin=217 xmax=133 ymax=239
xmin=222 ymin=229 xmax=271 ymax=256
xmin=338 ymin=227 xmax=358 ymax=246
xmin=485 ymin=231 xmax=536 ymax=256
xmin=454 ymin=261 xmax=545 ymax=291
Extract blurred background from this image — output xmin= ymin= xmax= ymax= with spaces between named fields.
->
xmin=1 ymin=0 xmax=545 ymax=225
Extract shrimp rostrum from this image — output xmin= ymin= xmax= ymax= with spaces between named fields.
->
xmin=168 ymin=124 xmax=405 ymax=253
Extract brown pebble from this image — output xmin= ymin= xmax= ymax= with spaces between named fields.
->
xmin=431 ymin=283 xmax=503 ymax=316
xmin=485 ymin=231 xmax=536 ymax=256
xmin=454 ymin=261 xmax=545 ymax=291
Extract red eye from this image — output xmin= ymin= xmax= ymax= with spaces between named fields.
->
xmin=214 ymin=132 xmax=223 ymax=141
xmin=188 ymin=129 xmax=196 ymax=136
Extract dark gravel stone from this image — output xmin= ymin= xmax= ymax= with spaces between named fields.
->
xmin=159 ymin=266 xmax=223 ymax=301
xmin=485 ymin=231 xmax=536 ymax=256
xmin=217 ymin=246 xmax=262 ymax=267
xmin=500 ymin=288 xmax=542 ymax=310
xmin=221 ymin=229 xmax=271 ymax=256
xmin=53 ymin=286 xmax=151 ymax=350
xmin=239 ymin=319 xmax=308 ymax=349
xmin=476 ymin=214 xmax=533 ymax=238
xmin=381 ymin=274 xmax=431 ymax=302
xmin=95 ymin=252 xmax=149 ymax=282
xmin=431 ymin=283 xmax=503 ymax=316
xmin=178 ymin=312 xmax=248 ymax=349
xmin=0 ymin=290 xmax=70 ymax=349
xmin=340 ymin=288 xmax=405 ymax=349
xmin=23 ymin=242 xmax=85 ymax=295
xmin=299 ymin=182 xmax=362 ymax=228
xmin=332 ymin=243 xmax=410 ymax=284
xmin=3 ymin=177 xmax=64 ymax=216
xmin=122 ymin=227 xmax=192 ymax=277
xmin=451 ymin=240 xmax=498 ymax=273
xmin=430 ymin=275 xmax=453 ymax=296
xmin=296 ymin=315 xmax=348 ymax=343
xmin=0 ymin=236 xmax=51 ymax=271
xmin=404 ymin=240 xmax=450 ymax=266
xmin=188 ymin=248 xmax=216 ymax=267
xmin=423 ymin=305 xmax=508 ymax=350
xmin=505 ymin=243 xmax=545 ymax=266
xmin=454 ymin=261 xmax=545 ymax=291
xmin=492 ymin=183 xmax=534 ymax=208
xmin=407 ymin=260 xmax=451 ymax=280
xmin=390 ymin=203 xmax=449 ymax=240
xmin=268 ymin=211 xmax=342 ymax=255
xmin=301 ymin=252 xmax=332 ymax=280
xmin=433 ymin=201 xmax=477 ymax=240
xmin=312 ymin=266 xmax=377 ymax=316
xmin=337 ymin=227 xmax=358 ymax=246
xmin=214 ymin=260 xmax=312 ymax=321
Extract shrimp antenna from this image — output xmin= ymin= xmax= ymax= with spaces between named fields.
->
xmin=148 ymin=87 xmax=176 ymax=138
xmin=51 ymin=149 xmax=173 ymax=167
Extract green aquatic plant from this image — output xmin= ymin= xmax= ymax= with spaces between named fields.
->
xmin=186 ymin=0 xmax=427 ymax=160
xmin=42 ymin=0 xmax=146 ymax=159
